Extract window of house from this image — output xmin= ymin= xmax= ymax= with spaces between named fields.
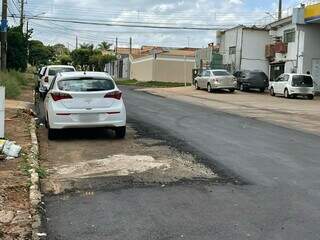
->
xmin=283 ymin=29 xmax=295 ymax=43
xmin=229 ymin=46 xmax=236 ymax=55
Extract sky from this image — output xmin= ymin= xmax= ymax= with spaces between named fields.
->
xmin=7 ymin=0 xmax=309 ymax=49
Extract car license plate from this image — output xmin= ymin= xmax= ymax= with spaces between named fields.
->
xmin=79 ymin=114 xmax=98 ymax=122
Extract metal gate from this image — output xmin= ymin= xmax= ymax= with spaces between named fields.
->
xmin=312 ymin=59 xmax=320 ymax=92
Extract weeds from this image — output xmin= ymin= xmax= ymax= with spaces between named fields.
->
xmin=0 ymin=71 xmax=29 ymax=99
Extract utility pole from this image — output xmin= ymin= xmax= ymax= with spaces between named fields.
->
xmin=129 ymin=37 xmax=132 ymax=54
xmin=1 ymin=0 xmax=8 ymax=70
xmin=278 ymin=0 xmax=282 ymax=20
xmin=20 ymin=0 xmax=24 ymax=29
xmin=115 ymin=37 xmax=118 ymax=55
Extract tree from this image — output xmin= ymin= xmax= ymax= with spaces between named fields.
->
xmin=59 ymin=54 xmax=72 ymax=65
xmin=79 ymin=43 xmax=94 ymax=51
xmin=98 ymin=41 xmax=113 ymax=51
xmin=71 ymin=48 xmax=91 ymax=69
xmin=29 ymin=40 xmax=52 ymax=66
xmin=7 ymin=27 xmax=28 ymax=71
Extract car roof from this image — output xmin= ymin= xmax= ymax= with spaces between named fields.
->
xmin=57 ymin=71 xmax=112 ymax=80
xmin=46 ymin=65 xmax=75 ymax=68
xmin=283 ymin=73 xmax=311 ymax=76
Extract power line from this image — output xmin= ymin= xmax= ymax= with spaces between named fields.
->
xmin=10 ymin=14 xmax=234 ymax=30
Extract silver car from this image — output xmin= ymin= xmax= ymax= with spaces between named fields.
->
xmin=195 ymin=69 xmax=237 ymax=93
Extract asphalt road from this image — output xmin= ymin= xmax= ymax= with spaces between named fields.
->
xmin=44 ymin=87 xmax=320 ymax=240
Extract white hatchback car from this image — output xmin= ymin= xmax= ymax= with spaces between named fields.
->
xmin=44 ymin=72 xmax=126 ymax=140
xmin=269 ymin=73 xmax=315 ymax=100
xmin=39 ymin=65 xmax=76 ymax=96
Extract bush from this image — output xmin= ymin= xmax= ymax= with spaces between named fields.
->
xmin=0 ymin=71 xmax=26 ymax=98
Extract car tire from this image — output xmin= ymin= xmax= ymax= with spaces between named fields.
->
xmin=207 ymin=84 xmax=212 ymax=93
xmin=270 ymin=87 xmax=275 ymax=96
xmin=115 ymin=126 xmax=126 ymax=139
xmin=284 ymin=89 xmax=290 ymax=99
xmin=48 ymin=128 xmax=58 ymax=140
xmin=195 ymin=81 xmax=200 ymax=90
xmin=229 ymin=89 xmax=235 ymax=93
xmin=308 ymin=95 xmax=314 ymax=100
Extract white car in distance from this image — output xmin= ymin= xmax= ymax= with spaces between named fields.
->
xmin=44 ymin=72 xmax=127 ymax=140
xmin=269 ymin=73 xmax=315 ymax=100
xmin=39 ymin=65 xmax=76 ymax=96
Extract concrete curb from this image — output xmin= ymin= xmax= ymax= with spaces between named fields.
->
xmin=28 ymin=117 xmax=44 ymax=240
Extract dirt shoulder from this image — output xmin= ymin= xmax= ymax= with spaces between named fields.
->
xmin=0 ymin=74 xmax=36 ymax=239
xmin=140 ymin=87 xmax=320 ymax=136
xmin=0 ymin=109 xmax=33 ymax=239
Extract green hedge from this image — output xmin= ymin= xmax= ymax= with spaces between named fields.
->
xmin=0 ymin=71 xmax=26 ymax=99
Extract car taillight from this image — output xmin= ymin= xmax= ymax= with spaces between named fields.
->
xmin=104 ymin=91 xmax=122 ymax=100
xmin=44 ymin=76 xmax=49 ymax=83
xmin=51 ymin=92 xmax=72 ymax=101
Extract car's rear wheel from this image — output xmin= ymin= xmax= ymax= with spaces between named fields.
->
xmin=270 ymin=87 xmax=275 ymax=96
xmin=115 ymin=126 xmax=126 ymax=139
xmin=195 ymin=81 xmax=200 ymax=90
xmin=207 ymin=84 xmax=212 ymax=93
xmin=229 ymin=89 xmax=235 ymax=93
xmin=308 ymin=95 xmax=314 ymax=100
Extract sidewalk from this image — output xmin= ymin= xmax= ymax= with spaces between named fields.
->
xmin=140 ymin=87 xmax=320 ymax=136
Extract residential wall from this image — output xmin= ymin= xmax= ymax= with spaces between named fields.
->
xmin=130 ymin=55 xmax=195 ymax=83
xmin=301 ymin=24 xmax=320 ymax=91
xmin=241 ymin=29 xmax=271 ymax=75
xmin=154 ymin=56 xmax=195 ymax=83
xmin=130 ymin=56 xmax=153 ymax=82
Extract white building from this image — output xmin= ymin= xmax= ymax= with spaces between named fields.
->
xmin=217 ymin=26 xmax=271 ymax=75
xmin=266 ymin=4 xmax=320 ymax=92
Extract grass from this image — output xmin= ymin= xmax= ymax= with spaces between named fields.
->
xmin=0 ymin=70 xmax=30 ymax=99
xmin=116 ymin=79 xmax=191 ymax=88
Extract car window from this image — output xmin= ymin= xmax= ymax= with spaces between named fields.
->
xmin=292 ymin=75 xmax=313 ymax=87
xmin=204 ymin=71 xmax=210 ymax=77
xmin=275 ymin=75 xmax=283 ymax=82
xmin=49 ymin=76 xmax=57 ymax=90
xmin=283 ymin=75 xmax=289 ymax=82
xmin=212 ymin=71 xmax=231 ymax=76
xmin=249 ymin=72 xmax=268 ymax=80
xmin=57 ymin=78 xmax=115 ymax=92
xmin=48 ymin=67 xmax=75 ymax=76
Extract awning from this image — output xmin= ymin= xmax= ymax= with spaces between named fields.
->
xmin=305 ymin=3 xmax=320 ymax=23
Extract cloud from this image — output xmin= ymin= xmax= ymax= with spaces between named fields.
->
xmin=22 ymin=0 xmax=273 ymax=48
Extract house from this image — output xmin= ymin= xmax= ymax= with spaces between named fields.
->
xmin=130 ymin=49 xmax=196 ymax=83
xmin=266 ymin=3 xmax=320 ymax=92
xmin=217 ymin=25 xmax=271 ymax=75
xmin=195 ymin=43 xmax=222 ymax=70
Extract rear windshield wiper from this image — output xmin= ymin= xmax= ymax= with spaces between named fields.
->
xmin=85 ymin=88 xmax=106 ymax=92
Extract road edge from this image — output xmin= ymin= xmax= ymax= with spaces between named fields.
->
xmin=28 ymin=117 xmax=44 ymax=240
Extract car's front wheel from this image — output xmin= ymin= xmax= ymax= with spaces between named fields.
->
xmin=195 ymin=81 xmax=200 ymax=90
xmin=115 ymin=126 xmax=126 ymax=139
xmin=270 ymin=87 xmax=275 ymax=96
xmin=284 ymin=89 xmax=290 ymax=98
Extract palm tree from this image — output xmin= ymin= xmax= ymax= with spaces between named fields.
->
xmin=98 ymin=41 xmax=113 ymax=51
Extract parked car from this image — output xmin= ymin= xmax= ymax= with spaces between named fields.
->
xmin=39 ymin=65 xmax=76 ymax=96
xmin=269 ymin=73 xmax=315 ymax=100
xmin=194 ymin=69 xmax=237 ymax=93
xmin=44 ymin=71 xmax=127 ymax=140
xmin=234 ymin=70 xmax=269 ymax=92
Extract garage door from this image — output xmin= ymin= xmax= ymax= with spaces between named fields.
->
xmin=312 ymin=59 xmax=320 ymax=92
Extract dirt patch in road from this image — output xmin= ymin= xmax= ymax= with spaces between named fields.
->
xmin=38 ymin=126 xmax=217 ymax=195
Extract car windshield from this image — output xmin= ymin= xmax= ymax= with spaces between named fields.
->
xmin=292 ymin=75 xmax=313 ymax=87
xmin=58 ymin=78 xmax=115 ymax=92
xmin=48 ymin=67 xmax=75 ymax=76
xmin=212 ymin=71 xmax=231 ymax=76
